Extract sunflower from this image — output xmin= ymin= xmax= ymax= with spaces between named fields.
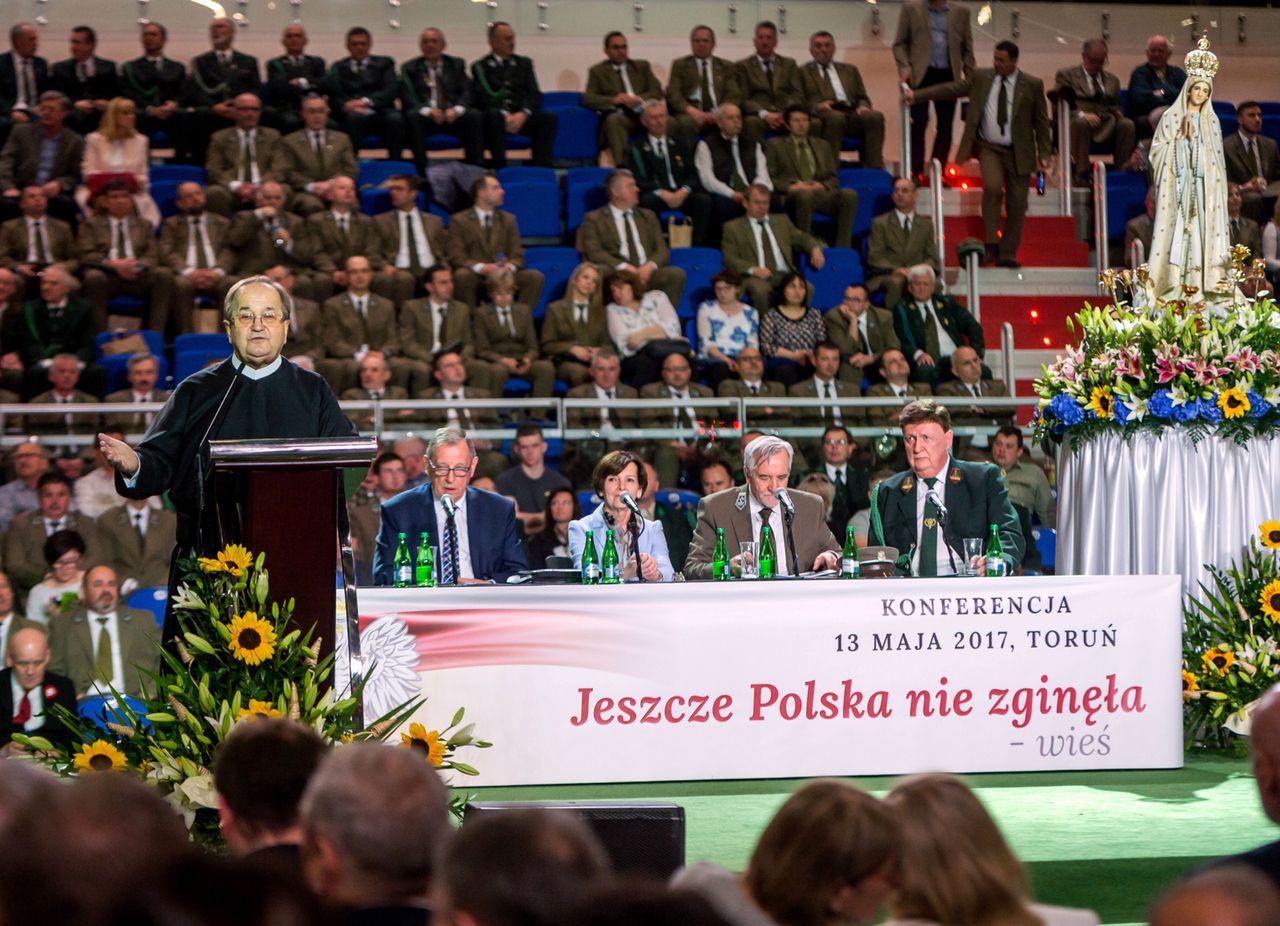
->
xmin=1182 ymin=670 xmax=1200 ymax=697
xmin=1086 ymin=386 xmax=1114 ymax=419
xmin=197 ymin=556 xmax=226 ymax=574
xmin=400 ymin=723 xmax=446 ymax=767
xmin=1261 ymin=580 xmax=1280 ymax=623
xmin=218 ymin=544 xmax=254 ymax=577
xmin=1218 ymin=388 xmax=1250 ymax=419
xmin=1260 ymin=521 xmax=1280 ymax=551
xmin=73 ymin=740 xmax=128 ymax=773
xmin=228 ymin=612 xmax=277 ymax=665
xmin=236 ymin=699 xmax=282 ymax=720
xmin=1201 ymin=647 xmax=1237 ymax=676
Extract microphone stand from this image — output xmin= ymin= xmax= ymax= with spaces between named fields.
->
xmin=782 ymin=506 xmax=800 ymax=578
xmin=629 ymin=515 xmax=645 ymax=583
xmin=194 ymin=359 xmax=243 ymax=555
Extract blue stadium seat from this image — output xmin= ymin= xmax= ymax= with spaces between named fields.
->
xmin=356 ymin=159 xmax=416 ymax=190
xmin=565 ymin=167 xmax=612 ymax=236
xmin=173 ymin=333 xmax=231 ymax=354
xmin=1034 ymin=526 xmax=1056 ymax=570
xmin=425 ymin=134 xmax=464 ymax=151
xmin=78 ymin=695 xmax=151 ymax=732
xmin=1106 ymin=171 xmax=1148 ymax=242
xmin=800 ymin=248 xmax=863 ymax=310
xmin=174 ymin=346 xmax=233 ymax=383
xmin=668 ymin=247 xmax=724 ymax=319
xmin=550 ymin=107 xmax=601 ymax=163
xmin=1258 ymin=102 xmax=1280 ymax=116
xmin=149 ymin=164 xmax=205 ymax=185
xmin=524 ymin=246 xmax=582 ymax=318
xmin=127 ymin=586 xmax=168 ymax=628
xmin=503 ymin=377 xmax=532 ymax=397
xmin=837 ymin=168 xmax=895 ymax=240
xmin=106 ymin=296 xmax=146 ymax=317
xmin=1262 ymin=116 xmax=1280 ymax=147
xmin=96 ymin=329 xmax=167 ymax=391
xmin=359 ymin=189 xmax=430 ymax=217
xmin=659 ymin=489 xmax=701 ymax=512
xmin=1212 ymin=100 xmax=1235 ymax=118
xmin=498 ymin=166 xmax=557 ymax=186
xmin=503 ymin=177 xmax=561 ymax=239
xmin=578 ymin=490 xmax=601 ymax=511
xmin=151 ymin=180 xmax=181 ymax=219
xmin=543 ymin=92 xmax=584 ymax=108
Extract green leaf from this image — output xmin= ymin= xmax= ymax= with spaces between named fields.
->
xmin=184 ymin=633 xmax=216 ymax=655
xmin=448 ymin=761 xmax=480 ymax=776
xmin=146 ymin=712 xmax=177 ymax=723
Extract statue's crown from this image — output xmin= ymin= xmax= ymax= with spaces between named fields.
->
xmin=1185 ymin=34 xmax=1219 ymax=82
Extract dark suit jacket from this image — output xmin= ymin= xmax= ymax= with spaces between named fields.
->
xmin=265 ymin=54 xmax=327 ymax=113
xmin=0 ymin=124 xmax=85 ymax=194
xmin=447 ymin=208 xmax=526 ymax=268
xmin=564 ymin=382 xmax=639 ymax=429
xmin=766 ymin=133 xmax=841 ymax=191
xmin=13 ymin=297 xmax=97 ymax=366
xmin=892 ymin=293 xmax=985 ymax=359
xmin=308 ymin=210 xmax=384 ymax=273
xmin=1232 ymin=215 xmax=1263 ymax=257
xmin=0 ymin=53 xmax=50 ymax=113
xmin=638 ymin=381 xmax=715 ymax=428
xmin=373 ymin=208 xmax=449 ymax=271
xmin=47 ymin=605 xmax=160 ymax=698
xmin=542 ymin=298 xmax=611 ymax=359
xmin=473 ymin=301 xmax=541 ymax=362
xmin=373 ymin=485 xmax=527 ymax=584
xmin=119 ymin=56 xmax=185 ymax=108
xmin=583 ymin=59 xmax=664 ymax=113
xmin=810 ymin=463 xmax=870 ymax=538
xmin=52 ymin=57 xmax=118 ymax=106
xmin=470 ymin=54 xmax=544 ymax=114
xmin=1124 ymin=214 xmax=1153 ymax=262
xmin=0 ymin=667 xmax=78 ymax=746
xmin=870 ymin=457 xmax=1023 ymax=572
xmin=96 ymin=505 xmax=178 ymax=589
xmin=414 ymin=386 xmax=500 ymax=430
xmin=717 ymin=378 xmax=789 ymax=425
xmin=824 ymin=306 xmax=900 ymax=364
xmin=158 ymin=212 xmax=232 ymax=273
xmin=721 ymin=213 xmax=820 ymax=275
xmin=918 ymin=69 xmax=1051 ymax=177
xmin=322 ymin=292 xmax=399 ymax=358
xmin=272 ymin=129 xmax=358 ymax=189
xmin=399 ymin=298 xmax=475 ymax=362
xmin=864 ymin=380 xmax=933 ymax=424
xmin=1125 ymin=62 xmax=1186 ymax=119
xmin=183 ymin=50 xmax=260 ymax=108
xmin=936 ymin=377 xmax=1012 ymax=425
xmin=801 ymin=60 xmax=873 ymax=111
xmin=225 ymin=209 xmax=314 ymax=275
xmin=401 ymin=54 xmax=474 ymax=112
xmin=0 ymin=216 xmax=78 ymax=273
xmin=627 ymin=134 xmax=700 ymax=195
xmin=736 ymin=55 xmax=805 ymax=114
xmin=866 ymin=211 xmax=939 ymax=278
xmin=578 ymin=205 xmax=669 ymax=268
xmin=684 ymin=485 xmax=837 ymax=580
xmin=205 ymin=126 xmax=282 ymax=188
xmin=667 ymin=55 xmax=742 ymax=114
xmin=1053 ymin=65 xmax=1123 ymax=116
xmin=25 ymin=388 xmax=102 ymax=437
xmin=329 ymin=56 xmax=401 ymax=113
xmin=1224 ymin=132 xmax=1280 ymax=187
xmin=892 ymin=0 xmax=974 ymax=86
xmin=788 ymin=377 xmax=864 ymax=426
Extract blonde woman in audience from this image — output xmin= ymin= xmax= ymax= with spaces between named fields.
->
xmin=797 ymin=473 xmax=835 ymax=524
xmin=674 ymin=779 xmax=898 ymax=926
xmin=76 ymin=97 xmax=161 ymax=227
xmin=883 ymin=774 xmax=1099 ymax=926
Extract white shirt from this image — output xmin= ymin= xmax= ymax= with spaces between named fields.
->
xmin=109 ymin=218 xmax=134 ymax=260
xmin=694 ymin=137 xmax=772 ymax=199
xmin=614 ymin=62 xmax=636 ymax=97
xmin=914 ymin=300 xmax=959 ymax=359
xmin=85 ymin=609 xmax=126 ymax=697
xmin=750 ymin=217 xmax=788 ymax=271
xmin=693 ymin=57 xmax=718 ymax=109
xmin=8 ymin=670 xmax=45 ymax=732
xmin=442 ymin=386 xmax=473 ymax=429
xmin=649 ymin=135 xmax=680 ymax=189
xmin=433 ymin=492 xmax=474 ymax=580
xmin=396 ymin=209 xmax=435 ymax=269
xmin=816 ymin=62 xmax=850 ymax=104
xmin=910 ymin=458 xmax=960 ymax=577
xmin=229 ymin=128 xmax=260 ymax=189
xmin=748 ymin=492 xmax=790 ymax=576
xmin=428 ymin=301 xmax=449 ymax=354
xmin=126 ymin=505 xmax=150 ymax=535
xmin=24 ymin=217 xmax=48 ymax=263
xmin=813 ymin=376 xmax=842 ymax=425
xmin=592 ymin=384 xmax=616 ymax=427
xmin=609 ymin=205 xmax=648 ymax=267
xmin=184 ymin=214 xmax=218 ymax=272
xmin=980 ymin=70 xmax=1018 ymax=147
xmin=825 ymin=463 xmax=848 ymax=485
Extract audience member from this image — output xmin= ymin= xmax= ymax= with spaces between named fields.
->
xmin=696 ymin=269 xmax=759 ymax=390
xmin=342 ymin=350 xmax=415 ymax=431
xmin=402 ymin=28 xmax=485 ymax=172
xmin=7 ymin=468 xmax=97 ymax=594
xmin=850 ymin=465 xmax=894 ymax=545
xmin=810 ymin=424 xmax=868 ymax=538
xmin=1150 ymin=867 xmax=1280 ymax=926
xmin=0 ymin=624 xmax=75 ymax=749
xmin=803 ymin=31 xmax=885 ymax=169
xmin=0 ymin=185 xmax=78 ymax=300
xmin=376 ymin=174 xmax=448 ymax=308
xmin=893 ymin=0 xmax=975 ymax=180
xmin=12 ymin=263 xmax=100 ymax=398
xmin=1123 ymin=188 xmax=1156 ymax=266
xmin=667 ymin=25 xmax=742 ymax=142
xmin=584 ymin=32 xmax=665 ymax=167
xmin=52 ymin=25 xmax=117 ymax=137
xmin=570 ymin=880 xmax=733 ymax=926
xmin=77 ymin=178 xmax=175 ymax=331
xmin=118 ymin=23 xmax=188 ymax=155
xmin=700 ymin=458 xmax=734 ymax=495
xmin=569 ymin=448 xmax=674 ymax=581
xmin=604 ymin=268 xmax=687 ymax=386
xmin=991 ymin=425 xmax=1054 ymax=529
xmin=721 ymin=183 xmax=823 ymax=313
xmin=864 ymin=347 xmax=931 ymax=424
xmin=694 ymin=104 xmax=771 ymax=225
xmin=266 ymin=263 xmax=322 ymax=371
xmin=22 ymin=527 xmax=86 ymax=623
xmin=762 ymin=272 xmax=825 ymax=388
xmin=263 ymin=24 xmax=326 ymax=135
xmin=823 ymin=283 xmax=898 ymax=385
xmin=495 ymin=424 xmax=571 ymax=535
xmin=96 ymin=494 xmax=175 ymax=592
xmin=526 ymin=486 xmax=580 ymax=569
xmin=788 ymin=340 xmax=863 ymax=461
xmin=543 ymin=262 xmax=611 ymax=388
xmin=641 ymin=351 xmax=715 ymax=489
xmin=717 ymin=345 xmax=788 ymax=428
xmin=395 ymin=435 xmax=430 ymax=488
xmin=1127 ymin=34 xmax=1185 ymax=137
xmin=182 ymin=17 xmax=260 ymax=165
xmin=349 ymin=450 xmax=407 ymax=579
xmin=76 ymin=95 xmax=158 ymax=226
xmin=26 ymin=352 xmax=102 ymax=443
xmin=473 ymin=270 xmax=555 ymax=397
xmin=563 ymin=347 xmax=640 ymax=487
xmin=1226 ymin=101 xmax=1280 ymax=225
xmin=766 ymin=105 xmax=856 ymax=247
xmin=328 ymin=27 xmax=404 ymax=160
xmin=203 ymin=92 xmax=281 ymax=218
xmin=415 ymin=348 xmax=504 ymax=477
xmin=0 ymin=90 xmax=84 ymax=225
xmin=0 ymin=440 xmax=46 ymax=529
xmin=1054 ymin=39 xmax=1136 ymax=185
xmin=0 ymin=24 xmax=51 ymax=148
xmin=638 ymin=458 xmax=696 ymax=572
xmin=400 ymin=264 xmax=489 ymax=393
xmin=74 ymin=430 xmax=133 ymax=518
xmin=471 ymin=22 xmax=557 ymax=168
xmin=626 ymin=100 xmax=712 ymax=246
xmin=737 ymin=21 xmax=805 ymax=144
xmin=159 ymin=181 xmax=231 ymax=335
xmin=272 ymin=96 xmax=358 ymax=217
xmin=319 ymin=255 xmax=409 ymax=394
xmin=579 ymin=168 xmax=687 ymax=308
xmin=301 ymin=175 xmax=384 ymax=304
xmin=1230 ymin=182 xmax=1264 ymax=257
xmin=449 ymin=173 xmax=544 ymax=309
xmin=224 ymin=180 xmax=314 ymax=278
xmin=48 ymin=563 xmax=157 ymax=697
xmin=865 ymin=176 xmax=939 ymax=310
xmin=936 ymin=344 xmax=1011 ymax=447
xmin=891 ymin=263 xmax=984 ymax=387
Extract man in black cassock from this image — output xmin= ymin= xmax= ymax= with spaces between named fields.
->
xmin=96 ymin=275 xmax=355 ymax=640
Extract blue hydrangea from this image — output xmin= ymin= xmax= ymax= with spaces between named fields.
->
xmin=1198 ymin=397 xmax=1223 ymax=424
xmin=1114 ymin=399 xmax=1132 ymax=426
xmin=1148 ymin=389 xmax=1175 ymax=419
xmin=1171 ymin=400 xmax=1199 ymax=423
xmin=1048 ymin=393 xmax=1085 ymax=427
xmin=1248 ymin=390 xmax=1271 ymax=419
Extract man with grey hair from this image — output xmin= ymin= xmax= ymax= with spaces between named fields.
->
xmin=626 ymin=99 xmax=712 ymax=246
xmin=301 ymin=743 xmax=451 ymax=920
xmin=0 ymin=90 xmax=83 ymax=225
xmin=0 ymin=23 xmax=50 ymax=147
xmin=394 ymin=435 xmax=429 ymax=488
xmin=891 ymin=262 xmax=984 ymax=388
xmin=95 ymin=273 xmax=354 ymax=641
xmin=373 ymin=425 xmax=525 ymax=586
xmin=684 ymin=433 xmax=838 ymax=579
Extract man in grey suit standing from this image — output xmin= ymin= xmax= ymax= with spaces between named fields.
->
xmin=893 ymin=0 xmax=975 ymax=180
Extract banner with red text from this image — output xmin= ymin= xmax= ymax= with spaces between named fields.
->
xmin=357 ymin=575 xmax=1183 ymax=786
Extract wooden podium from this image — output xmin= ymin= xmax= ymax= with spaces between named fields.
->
xmin=208 ymin=437 xmax=377 ymax=668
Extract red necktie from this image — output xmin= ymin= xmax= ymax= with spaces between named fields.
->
xmin=12 ymin=689 xmax=31 ymax=725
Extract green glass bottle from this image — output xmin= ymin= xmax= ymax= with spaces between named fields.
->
xmin=985 ymin=523 xmax=1006 ymax=577
xmin=759 ymin=524 xmax=777 ymax=578
xmin=601 ymin=529 xmax=621 ymax=584
xmin=712 ymin=527 xmax=730 ymax=580
xmin=415 ymin=531 xmax=436 ymax=587
xmin=580 ymin=529 xmax=602 ymax=585
xmin=393 ymin=532 xmax=413 ymax=588
xmin=841 ymin=526 xmax=860 ymax=579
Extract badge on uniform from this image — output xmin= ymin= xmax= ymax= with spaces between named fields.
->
xmin=901 ymin=476 xmax=915 ymax=493
xmin=924 ymin=517 xmax=938 ymax=529
xmin=948 ymin=467 xmax=962 ymax=484
xmin=734 ymin=490 xmax=748 ymax=511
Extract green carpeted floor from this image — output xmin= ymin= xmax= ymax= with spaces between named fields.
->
xmin=469 ymin=753 xmax=1274 ymax=926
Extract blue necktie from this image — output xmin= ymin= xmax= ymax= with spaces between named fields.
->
xmin=441 ymin=508 xmax=459 ymax=585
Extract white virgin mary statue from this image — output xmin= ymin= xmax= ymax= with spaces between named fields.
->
xmin=1148 ymin=36 xmax=1231 ymax=301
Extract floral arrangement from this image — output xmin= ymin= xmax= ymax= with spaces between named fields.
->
xmin=16 ymin=545 xmax=488 ymax=839
xmin=1032 ymin=254 xmax=1280 ymax=447
xmin=1182 ymin=521 xmax=1280 ymax=750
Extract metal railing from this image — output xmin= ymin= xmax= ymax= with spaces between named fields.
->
xmin=930 ymin=156 xmax=946 ymax=286
xmin=1056 ymin=98 xmax=1073 ymax=219
xmin=964 ymin=246 xmax=981 ymax=321
xmin=1091 ymin=159 xmax=1109 ymax=278
xmin=999 ymin=323 xmax=1016 ymax=391
xmin=899 ymin=90 xmax=912 ymax=180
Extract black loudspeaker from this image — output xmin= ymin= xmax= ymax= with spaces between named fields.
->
xmin=463 ymin=800 xmax=686 ymax=879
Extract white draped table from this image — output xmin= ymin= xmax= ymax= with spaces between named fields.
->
xmin=1058 ymin=431 xmax=1280 ymax=595
xmin=353 ymin=576 xmax=1182 ymax=786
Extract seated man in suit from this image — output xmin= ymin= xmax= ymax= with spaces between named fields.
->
xmin=869 ymin=399 xmax=1022 ymax=576
xmin=159 ymin=181 xmax=232 ymax=336
xmin=340 ymin=350 xmax=415 ymax=432
xmin=318 ymin=255 xmax=417 ymax=395
xmin=5 ymin=471 xmax=99 ymax=597
xmin=266 ymin=264 xmax=322 ymax=372
xmin=263 ymin=23 xmax=326 ymax=135
xmin=1053 ymin=39 xmax=1135 ymax=185
xmin=76 ymin=178 xmax=176 ymax=332
xmin=181 ymin=17 xmax=260 ymax=165
xmin=472 ymin=271 xmax=554 ymax=398
xmin=809 ymin=424 xmax=869 ymax=538
xmin=935 ymin=344 xmax=1011 ymax=455
xmin=721 ymin=183 xmax=824 ymax=313
xmin=640 ymin=351 xmax=716 ymax=490
xmin=298 ymin=175 xmax=385 ymax=305
xmin=737 ymin=21 xmax=806 ymax=145
xmin=1123 ymin=188 xmax=1156 ymax=267
xmin=203 ymin=92 xmax=281 ymax=218
xmin=400 ymin=264 xmax=492 ymax=394
xmin=118 ymin=23 xmax=188 ymax=157
xmin=0 ymin=23 xmax=50 ymax=149
xmin=448 ymin=173 xmax=544 ymax=309
xmin=0 ymin=185 xmax=77 ymax=301
xmin=990 ymin=426 xmax=1054 ymax=531
xmin=373 ymin=426 xmax=527 ymax=585
xmin=12 ymin=263 xmax=102 ymax=400
xmin=48 ymin=564 xmax=159 ymax=698
xmin=717 ymin=345 xmax=790 ymax=430
xmin=104 ymin=351 xmax=169 ymax=434
xmin=271 ymin=96 xmax=358 ymax=218
xmin=0 ymin=90 xmax=83 ymax=225
xmin=803 ymin=30 xmax=885 ymax=169
xmin=0 ymin=625 xmax=77 ymax=750
xmin=1229 ymin=182 xmax=1264 ymax=259
xmin=96 ymin=496 xmax=177 ymax=593
xmin=223 ymin=180 xmax=314 ymax=280
xmin=349 ymin=451 xmax=407 ymax=583
xmin=864 ymin=347 xmax=933 ymax=426
xmin=327 ymin=27 xmax=404 ymax=160
xmin=788 ymin=341 xmax=863 ymax=465
xmin=26 ymin=352 xmax=102 ymax=444
xmin=375 ymin=173 xmax=449 ymax=310
xmin=626 ymin=100 xmax=712 ymax=247
xmin=469 ymin=21 xmax=557 ymax=168
xmin=1225 ymin=100 xmax=1280 ymax=225
xmin=578 ymin=169 xmax=687 ymax=309
xmin=865 ymin=176 xmax=939 ymax=311
xmin=416 ymin=346 xmax=506 ymax=478
xmin=891 ymin=263 xmax=984 ymax=388
xmin=694 ymin=103 xmax=771 ymax=226
xmin=667 ymin=25 xmax=743 ymax=143
xmin=583 ymin=32 xmax=665 ymax=167
xmin=684 ymin=434 xmax=839 ymax=578
xmin=50 ymin=25 xmax=117 ymax=137
xmin=824 ymin=283 xmax=900 ymax=385
xmin=401 ymin=28 xmax=484 ymax=172
xmin=562 ymin=346 xmax=639 ymax=486
xmin=542 ymin=262 xmax=611 ymax=388
xmin=765 ymin=105 xmax=857 ymax=248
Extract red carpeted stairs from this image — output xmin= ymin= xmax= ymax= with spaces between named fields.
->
xmin=943 ymin=215 xmax=1090 ymax=268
